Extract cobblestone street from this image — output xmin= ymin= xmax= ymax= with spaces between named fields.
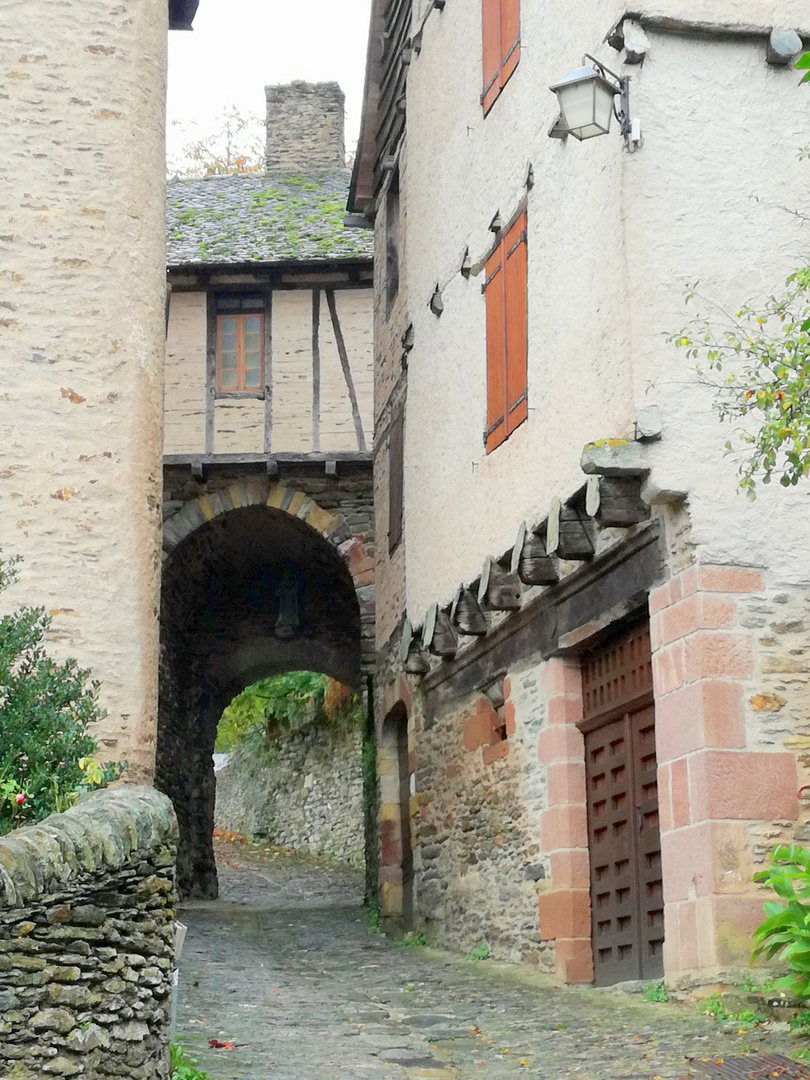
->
xmin=173 ymin=839 xmax=802 ymax=1079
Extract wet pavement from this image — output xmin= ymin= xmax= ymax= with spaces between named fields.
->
xmin=174 ymin=838 xmax=800 ymax=1079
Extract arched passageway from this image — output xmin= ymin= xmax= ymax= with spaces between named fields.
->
xmin=378 ymin=702 xmax=413 ymax=929
xmin=156 ymin=501 xmax=363 ymax=897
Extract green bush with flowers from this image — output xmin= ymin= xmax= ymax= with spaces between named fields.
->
xmin=0 ymin=552 xmax=122 ymax=834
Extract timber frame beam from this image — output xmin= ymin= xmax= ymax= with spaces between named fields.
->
xmin=421 ymin=521 xmax=666 ymax=723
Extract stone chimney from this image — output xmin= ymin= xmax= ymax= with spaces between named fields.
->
xmin=264 ymin=81 xmax=346 ymax=173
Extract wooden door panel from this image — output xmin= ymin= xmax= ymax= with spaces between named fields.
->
xmin=583 ymin=621 xmax=662 ymax=985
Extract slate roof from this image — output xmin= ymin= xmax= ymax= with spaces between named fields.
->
xmin=166 ymin=170 xmax=373 ymax=268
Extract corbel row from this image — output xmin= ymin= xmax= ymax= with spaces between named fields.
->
xmin=401 ymin=472 xmax=650 ymax=674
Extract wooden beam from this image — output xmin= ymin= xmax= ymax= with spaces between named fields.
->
xmin=591 ymin=476 xmax=650 ymax=528
xmin=263 ymin=290 xmax=273 ymax=455
xmin=452 ymin=588 xmax=487 ymax=636
xmin=478 ymin=556 xmax=521 ymax=611
xmin=312 ymin=289 xmax=321 ymax=452
xmin=326 ymin=290 xmax=367 ymax=452
xmin=511 ymin=521 xmax=559 ymax=586
xmin=421 ymin=523 xmax=665 ymax=721
xmin=164 ymin=451 xmax=372 ymax=467
xmin=205 ymin=293 xmax=217 ymax=455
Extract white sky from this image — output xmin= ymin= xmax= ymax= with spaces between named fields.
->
xmin=167 ymin=0 xmax=373 ymax=161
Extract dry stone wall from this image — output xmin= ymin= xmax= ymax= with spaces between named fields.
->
xmin=0 ymin=787 xmax=177 ymax=1080
xmin=215 ymin=724 xmax=364 ymax=867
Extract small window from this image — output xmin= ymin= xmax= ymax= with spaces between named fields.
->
xmin=388 ymin=409 xmax=404 ymax=554
xmin=484 ymin=212 xmax=527 ymax=454
xmin=482 ymin=0 xmax=520 ymax=116
xmin=386 ymin=171 xmax=400 ymax=315
xmin=217 ymin=312 xmax=264 ymax=392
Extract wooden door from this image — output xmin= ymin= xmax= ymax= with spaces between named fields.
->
xmin=581 ymin=621 xmax=664 ymax=986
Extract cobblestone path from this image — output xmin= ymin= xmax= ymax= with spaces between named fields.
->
xmin=174 ymin=838 xmax=798 ymax=1079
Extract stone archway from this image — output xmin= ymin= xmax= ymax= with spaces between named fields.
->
xmin=379 ymin=701 xmax=414 ymax=928
xmin=157 ymin=484 xmax=371 ymax=897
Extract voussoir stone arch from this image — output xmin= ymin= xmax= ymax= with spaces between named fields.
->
xmin=162 ymin=477 xmax=375 ymax=590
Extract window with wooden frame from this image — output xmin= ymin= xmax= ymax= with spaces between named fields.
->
xmin=482 ymin=0 xmax=520 ymax=115
xmin=215 ymin=294 xmax=265 ymax=392
xmin=484 ymin=211 xmax=528 ymax=454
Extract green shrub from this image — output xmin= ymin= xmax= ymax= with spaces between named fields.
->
xmin=467 ymin=943 xmax=490 ymax=961
xmin=642 ymin=980 xmax=667 ymax=1003
xmin=170 ymin=1044 xmax=208 ymax=1080
xmin=752 ymin=843 xmax=810 ymax=1000
xmin=0 ymin=554 xmax=120 ymax=833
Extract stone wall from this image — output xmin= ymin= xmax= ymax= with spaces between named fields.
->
xmin=0 ymin=1 xmax=169 ymax=781
xmin=0 ymin=786 xmax=178 ymax=1079
xmin=215 ymin=722 xmax=364 ymax=867
xmin=413 ymin=668 xmax=555 ymax=968
xmin=265 ymin=82 xmax=346 ymax=172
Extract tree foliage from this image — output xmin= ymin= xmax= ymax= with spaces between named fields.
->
xmin=0 ymin=554 xmax=121 ymax=833
xmin=168 ymin=105 xmax=265 ymax=179
xmin=672 ymin=267 xmax=810 ymax=497
xmin=215 ymin=671 xmax=362 ymax=752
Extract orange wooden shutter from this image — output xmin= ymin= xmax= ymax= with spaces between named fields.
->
xmin=482 ymin=0 xmax=501 ymax=115
xmin=504 ymin=213 xmax=528 ymax=437
xmin=500 ymin=0 xmax=520 ymax=87
xmin=485 ymin=245 xmax=507 ymax=453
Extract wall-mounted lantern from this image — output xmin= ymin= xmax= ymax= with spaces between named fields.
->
xmin=549 ymin=54 xmax=641 ymax=150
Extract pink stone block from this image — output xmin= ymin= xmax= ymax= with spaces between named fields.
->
xmin=538 ymin=724 xmax=585 ymax=764
xmin=684 ymin=631 xmax=754 ymax=682
xmin=649 ymin=582 xmax=671 ymax=615
xmin=699 ymin=565 xmax=764 ymax=593
xmin=661 ymin=595 xmax=700 ymax=645
xmin=689 ymin=749 xmax=798 ymax=822
xmin=547 ymin=761 xmax=587 ymax=806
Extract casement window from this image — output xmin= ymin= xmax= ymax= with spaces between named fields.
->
xmin=388 ymin=409 xmax=404 ymax=554
xmin=215 ymin=294 xmax=265 ymax=392
xmin=484 ymin=212 xmax=528 ymax=454
xmin=482 ymin=0 xmax=520 ymax=115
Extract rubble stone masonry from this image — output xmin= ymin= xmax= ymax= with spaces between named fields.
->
xmin=0 ymin=787 xmax=178 ymax=1079
xmin=413 ymin=665 xmax=555 ymax=968
xmin=215 ymin=722 xmax=365 ymax=867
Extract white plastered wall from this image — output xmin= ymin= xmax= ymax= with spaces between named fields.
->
xmin=401 ymin=1 xmax=810 ymax=624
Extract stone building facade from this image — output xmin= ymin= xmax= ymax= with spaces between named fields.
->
xmin=0 ymin=0 xmax=198 ymax=781
xmin=159 ymin=83 xmax=375 ymax=895
xmin=351 ymin=0 xmax=810 ymax=985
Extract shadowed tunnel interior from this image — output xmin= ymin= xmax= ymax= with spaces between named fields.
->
xmin=156 ymin=504 xmax=361 ymax=897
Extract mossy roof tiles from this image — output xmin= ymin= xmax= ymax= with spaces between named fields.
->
xmin=166 ymin=170 xmax=372 ymax=268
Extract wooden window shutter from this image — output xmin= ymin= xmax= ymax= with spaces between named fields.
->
xmin=484 ymin=246 xmax=507 ymax=454
xmin=503 ymin=212 xmax=528 ymax=437
xmin=482 ymin=0 xmax=502 ymax=116
xmin=388 ymin=409 xmax=404 ymax=554
xmin=500 ymin=0 xmax=520 ymax=86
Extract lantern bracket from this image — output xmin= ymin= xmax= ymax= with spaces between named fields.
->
xmin=581 ymin=54 xmax=639 ymax=151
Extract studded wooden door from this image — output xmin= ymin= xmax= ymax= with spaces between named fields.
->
xmin=581 ymin=621 xmax=664 ymax=986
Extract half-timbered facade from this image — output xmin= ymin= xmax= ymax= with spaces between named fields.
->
xmin=351 ymin=0 xmax=810 ymax=985
xmin=166 ymin=84 xmax=374 ymax=467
